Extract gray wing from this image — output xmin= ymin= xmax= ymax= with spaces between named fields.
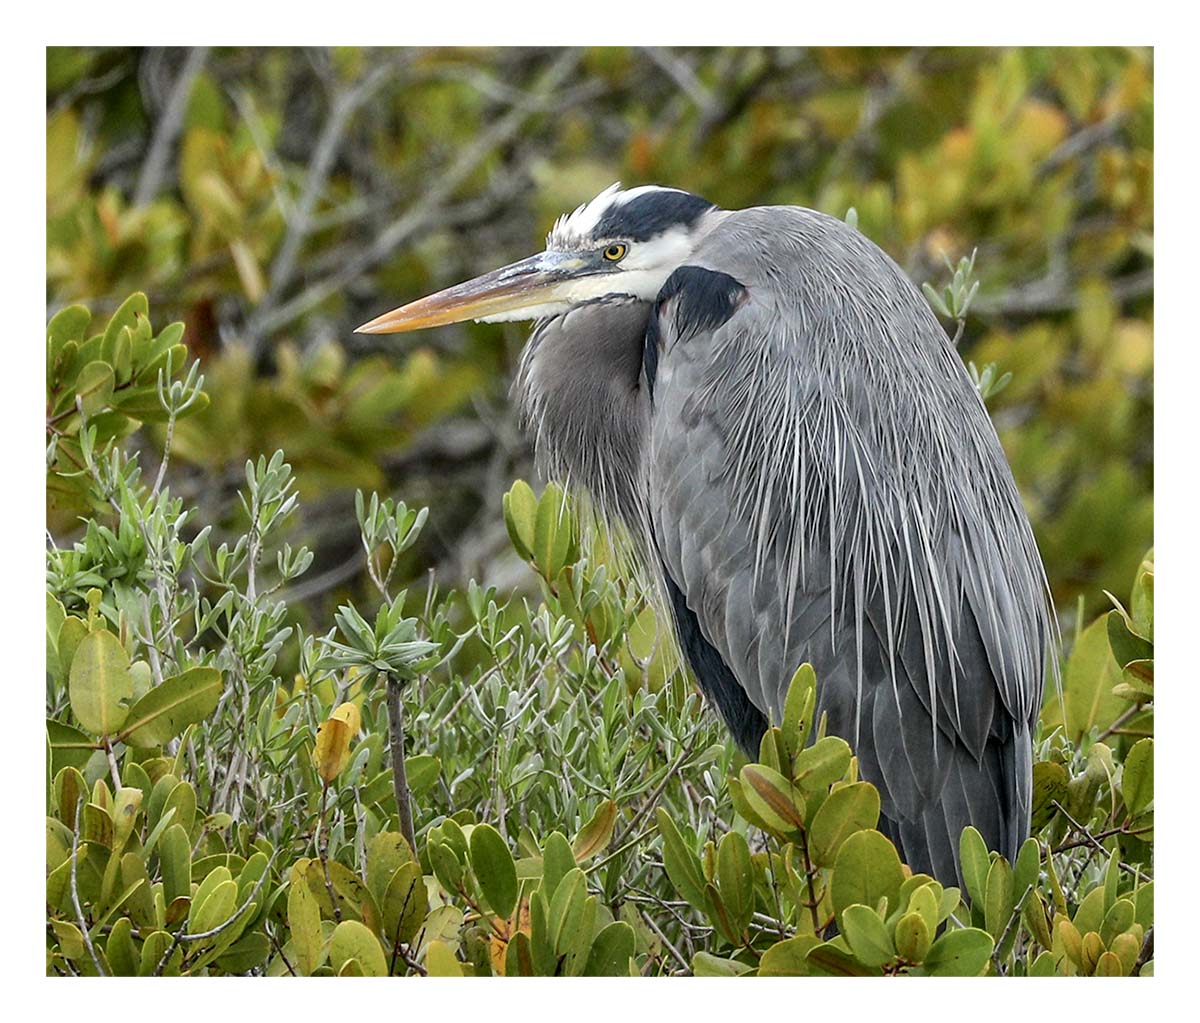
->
xmin=646 ymin=207 xmax=1055 ymax=882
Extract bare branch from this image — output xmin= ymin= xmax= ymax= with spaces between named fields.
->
xmin=248 ymin=62 xmax=398 ymax=343
xmin=642 ymin=47 xmax=717 ymax=115
xmin=70 ymin=795 xmax=107 ymax=976
xmin=249 ymin=48 xmax=585 ymax=339
xmin=134 ymin=47 xmax=210 ymax=206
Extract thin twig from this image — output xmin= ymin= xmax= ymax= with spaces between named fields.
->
xmin=640 ymin=907 xmax=689 ymax=974
xmin=150 ymin=410 xmax=176 ymax=499
xmin=70 ymin=795 xmax=108 ymax=976
xmin=102 ymin=737 xmax=122 ymax=791
xmin=1097 ymin=704 xmax=1143 ymax=742
xmin=992 ymin=883 xmax=1034 ymax=975
xmin=641 ymin=47 xmax=717 ymax=115
xmin=1050 ymin=800 xmax=1150 ymax=883
xmin=386 ymin=675 xmax=417 ymax=853
xmin=155 ymin=849 xmax=279 ymax=975
xmin=134 ymin=47 xmax=210 ymax=206
xmin=1052 ymin=825 xmax=1128 ymax=855
xmin=250 ymin=48 xmax=584 ymax=338
xmin=248 ymin=63 xmax=396 ymax=343
xmin=316 ymin=782 xmax=343 ymax=924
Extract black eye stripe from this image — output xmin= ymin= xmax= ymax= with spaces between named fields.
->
xmin=592 ymin=190 xmax=715 ymax=241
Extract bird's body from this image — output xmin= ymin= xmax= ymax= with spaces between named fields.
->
xmin=359 ymin=184 xmax=1057 ymax=885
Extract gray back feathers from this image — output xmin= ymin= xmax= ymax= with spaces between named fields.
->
xmin=516 ymin=201 xmax=1057 ymax=883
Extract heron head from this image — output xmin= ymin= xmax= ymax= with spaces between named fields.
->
xmin=355 ymin=184 xmax=722 ymax=334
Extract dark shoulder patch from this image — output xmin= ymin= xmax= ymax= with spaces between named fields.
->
xmin=594 ymin=190 xmax=715 ymax=241
xmin=642 ymin=311 xmax=662 ymax=400
xmin=663 ymin=569 xmax=768 ymax=755
xmin=658 ymin=265 xmax=748 ymax=341
xmin=641 ymin=266 xmax=747 ymax=401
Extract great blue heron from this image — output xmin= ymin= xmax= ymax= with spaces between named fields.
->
xmin=357 ymin=183 xmax=1057 ymax=885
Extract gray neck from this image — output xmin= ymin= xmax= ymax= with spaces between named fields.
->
xmin=512 ymin=297 xmax=652 ymax=532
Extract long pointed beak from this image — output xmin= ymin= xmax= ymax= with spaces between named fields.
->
xmin=355 ymin=252 xmax=580 ymax=334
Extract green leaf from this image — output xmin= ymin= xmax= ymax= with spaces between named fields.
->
xmin=105 ymin=916 xmax=138 ymax=976
xmin=46 ymin=593 xmax=66 ymax=679
xmin=118 ymin=667 xmax=223 ymax=747
xmin=380 ymin=861 xmax=427 ymax=947
xmin=366 ymin=831 xmax=414 ymax=906
xmin=958 ymin=826 xmax=990 ymax=907
xmin=691 ymin=951 xmax=753 ymax=976
xmin=1030 ymin=761 xmax=1069 ymax=831
xmin=983 ymin=857 xmax=1014 ymax=941
xmin=923 ymin=927 xmax=993 ymax=976
xmin=541 ymin=831 xmax=576 ymax=901
xmin=52 ymin=920 xmax=86 ymax=960
xmin=47 ymin=719 xmax=97 ymax=775
xmin=532 ymin=483 xmax=572 ymax=579
xmin=547 ymin=868 xmax=588 ymax=956
xmin=1029 ymin=949 xmax=1056 ymax=976
xmin=54 ymin=617 xmax=87 ymax=689
xmin=739 ymin=763 xmax=806 ymax=836
xmin=1100 ymin=898 xmax=1136 ymax=948
xmin=101 ymin=292 xmax=149 ymax=353
xmin=1047 ymin=616 xmax=1126 ymax=741
xmin=160 ymin=823 xmax=191 ymax=905
xmin=426 ymin=939 xmax=464 ymax=976
xmin=48 ymin=304 xmax=92 ymax=352
xmin=1122 ymin=737 xmax=1153 ymax=815
xmin=329 ymin=920 xmax=387 ymax=977
xmin=468 ymin=823 xmax=518 ymax=919
xmin=656 ymin=808 xmax=710 ymax=914
xmin=111 ymin=787 xmax=143 ymax=850
xmin=759 ymin=935 xmax=819 ymax=976
xmin=808 ymin=782 xmax=880 ymax=867
xmin=573 ymin=799 xmax=618 ymax=862
xmin=304 ymin=858 xmax=372 ymax=924
xmin=404 ymin=754 xmax=441 ymax=796
xmin=73 ymin=360 xmax=115 ymax=415
xmin=216 ymin=933 xmax=271 ymax=974
xmin=1131 ymin=565 xmax=1153 ymax=642
xmin=1012 ymin=837 xmax=1040 ymax=904
xmin=191 ymin=876 xmax=238 ymax=935
xmin=805 ymin=941 xmax=881 ymax=976
xmin=716 ymin=831 xmax=754 ymax=938
xmin=894 ymin=911 xmax=932 ymax=963
xmin=502 ymin=479 xmax=538 ymax=560
xmin=831 ymin=829 xmax=905 ymax=929
xmin=68 ymin=629 xmax=133 ymax=736
xmin=1106 ymin=608 xmax=1153 ymax=667
xmin=1073 ymin=885 xmax=1107 ymax=935
xmin=583 ymin=921 xmax=636 ymax=976
xmin=427 ymin=837 xmax=463 ymax=892
xmin=287 ymin=875 xmax=324 ymax=975
xmin=792 ymin=735 xmax=852 ymax=793
xmin=781 ymin=663 xmax=817 ymax=753
xmin=841 ymin=904 xmax=895 ymax=967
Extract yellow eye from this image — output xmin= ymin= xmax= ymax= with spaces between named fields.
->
xmin=603 ymin=243 xmax=628 ymax=262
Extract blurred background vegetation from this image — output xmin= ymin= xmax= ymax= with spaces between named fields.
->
xmin=46 ymin=45 xmax=1153 ymax=631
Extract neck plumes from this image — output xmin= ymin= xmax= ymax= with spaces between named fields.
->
xmin=512 ymin=297 xmax=652 ymax=535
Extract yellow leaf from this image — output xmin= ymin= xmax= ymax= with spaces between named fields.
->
xmin=331 ymin=702 xmax=362 ymax=737
xmin=425 ymin=939 xmax=463 ymax=976
xmin=313 ymin=717 xmax=351 ymax=784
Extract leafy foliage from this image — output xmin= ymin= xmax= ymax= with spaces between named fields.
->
xmin=46 ymin=46 xmax=1152 ymax=624
xmin=46 ymin=296 xmax=1151 ymax=976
